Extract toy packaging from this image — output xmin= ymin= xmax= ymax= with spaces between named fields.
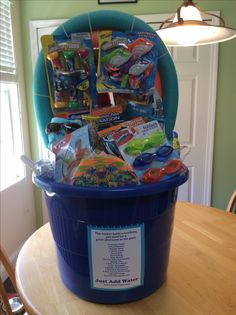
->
xmin=71 ymin=152 xmax=138 ymax=187
xmin=52 ymin=125 xmax=92 ymax=183
xmin=124 ymin=87 xmax=165 ymax=124
xmin=110 ymin=120 xmax=180 ymax=182
xmin=96 ymin=30 xmax=158 ymax=94
xmin=41 ymin=33 xmax=97 ymax=117
xmin=36 ymin=29 xmax=187 ymax=188
xmin=141 ymin=159 xmax=187 ymax=184
xmin=21 ymin=155 xmax=55 ymax=180
xmin=91 ymin=105 xmax=124 ymax=129
xmin=45 ymin=116 xmax=83 ymax=149
xmin=97 ymin=117 xmax=146 ymax=157
xmin=97 ymin=116 xmax=146 ymax=138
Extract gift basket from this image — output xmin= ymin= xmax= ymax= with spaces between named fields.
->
xmin=28 ymin=10 xmax=188 ymax=304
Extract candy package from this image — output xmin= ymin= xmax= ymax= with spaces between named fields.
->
xmin=41 ymin=33 xmax=97 ymax=117
xmin=97 ymin=30 xmax=158 ymax=94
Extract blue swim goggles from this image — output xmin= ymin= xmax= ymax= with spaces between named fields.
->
xmin=133 ymin=145 xmax=173 ymax=169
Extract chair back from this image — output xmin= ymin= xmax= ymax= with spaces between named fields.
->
xmin=0 ymin=246 xmax=26 ymax=315
xmin=226 ymin=190 xmax=236 ymax=213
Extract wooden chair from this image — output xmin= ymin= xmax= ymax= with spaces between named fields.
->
xmin=0 ymin=245 xmax=27 ymax=315
xmin=226 ymin=190 xmax=236 ymax=213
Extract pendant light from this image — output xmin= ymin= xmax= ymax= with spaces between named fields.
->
xmin=157 ymin=0 xmax=236 ymax=47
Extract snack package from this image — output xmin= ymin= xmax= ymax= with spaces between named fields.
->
xmin=111 ymin=121 xmax=179 ymax=182
xmin=71 ymin=152 xmax=138 ymax=187
xmin=52 ymin=125 xmax=92 ymax=183
xmin=41 ymin=33 xmax=97 ymax=117
xmin=97 ymin=30 xmax=158 ymax=94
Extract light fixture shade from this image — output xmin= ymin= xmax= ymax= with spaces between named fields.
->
xmin=157 ymin=0 xmax=236 ymax=47
xmin=157 ymin=22 xmax=236 ymax=46
xmin=173 ymin=6 xmax=202 ymax=22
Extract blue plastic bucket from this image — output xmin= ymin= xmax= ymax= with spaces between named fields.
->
xmin=33 ymin=9 xmax=184 ymax=304
xmin=34 ymin=169 xmax=188 ymax=304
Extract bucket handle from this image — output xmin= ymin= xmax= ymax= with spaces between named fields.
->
xmin=180 ymin=145 xmax=191 ymax=161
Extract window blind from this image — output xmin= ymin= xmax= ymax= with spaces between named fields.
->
xmin=0 ymin=0 xmax=15 ymax=75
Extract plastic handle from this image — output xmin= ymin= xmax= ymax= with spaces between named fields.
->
xmin=180 ymin=145 xmax=191 ymax=161
xmin=20 ymin=155 xmax=36 ymax=171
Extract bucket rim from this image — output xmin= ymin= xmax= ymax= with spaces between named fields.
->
xmin=33 ymin=168 xmax=188 ymax=199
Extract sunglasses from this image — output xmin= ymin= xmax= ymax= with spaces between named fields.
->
xmin=45 ymin=122 xmax=81 ymax=134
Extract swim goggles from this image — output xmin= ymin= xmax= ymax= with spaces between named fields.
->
xmin=133 ymin=145 xmax=173 ymax=169
xmin=141 ymin=159 xmax=185 ymax=184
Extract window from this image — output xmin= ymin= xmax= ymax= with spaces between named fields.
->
xmin=0 ymin=0 xmax=24 ymax=190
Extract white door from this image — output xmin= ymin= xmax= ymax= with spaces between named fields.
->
xmin=172 ymin=44 xmax=218 ymax=204
xmin=0 ymin=0 xmax=36 ymax=268
xmin=139 ymin=13 xmax=218 ymax=205
xmin=29 ymin=12 xmax=218 ymax=206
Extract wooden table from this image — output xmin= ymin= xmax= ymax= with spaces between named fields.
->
xmin=16 ymin=202 xmax=236 ymax=315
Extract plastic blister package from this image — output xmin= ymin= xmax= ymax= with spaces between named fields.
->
xmin=41 ymin=32 xmax=97 ymax=118
xmin=97 ymin=30 xmax=158 ymax=94
xmin=51 ymin=125 xmax=92 ymax=183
